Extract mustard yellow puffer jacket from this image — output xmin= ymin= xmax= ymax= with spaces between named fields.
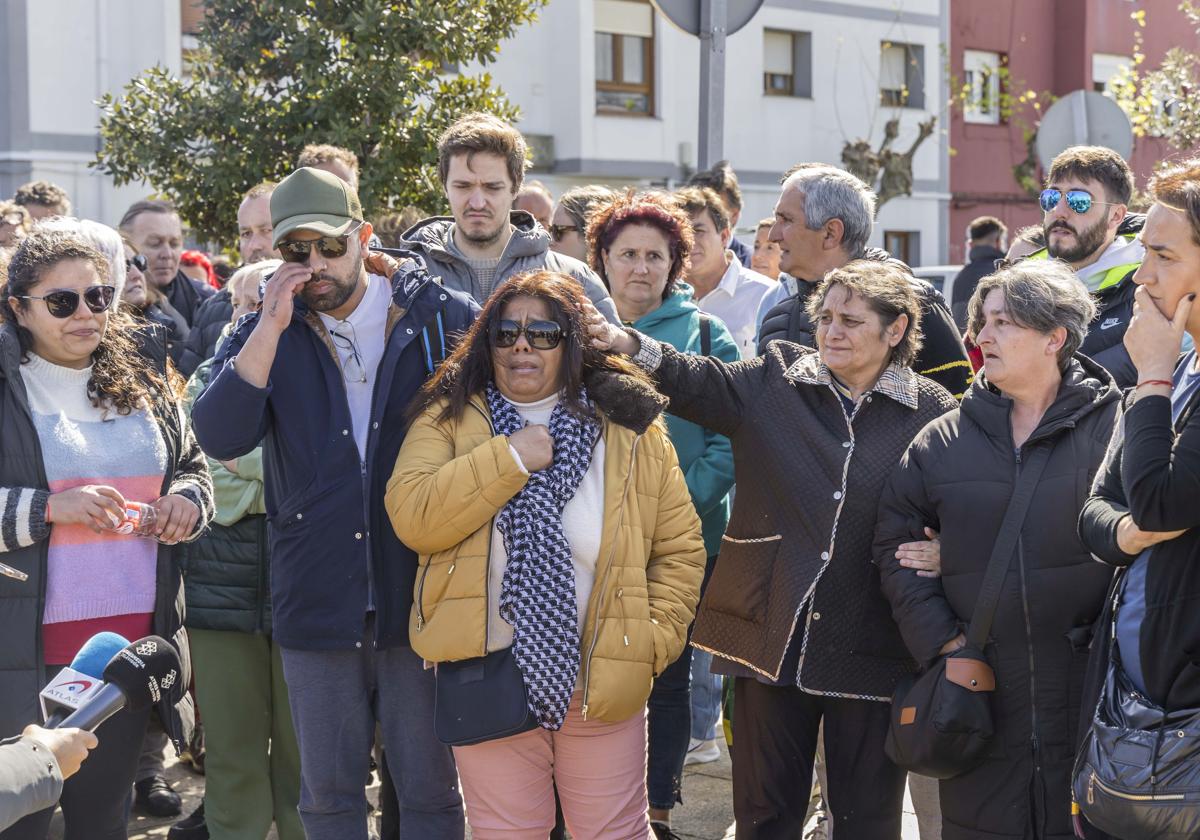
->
xmin=385 ymin=377 xmax=706 ymax=723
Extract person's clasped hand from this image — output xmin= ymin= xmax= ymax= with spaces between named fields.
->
xmin=895 ymin=527 xmax=942 ymax=578
xmin=151 ymin=495 xmax=201 ymax=545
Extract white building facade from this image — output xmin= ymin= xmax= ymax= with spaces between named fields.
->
xmin=0 ymin=0 xmax=185 ymax=227
xmin=1 ymin=0 xmax=950 ymax=263
xmin=481 ymin=0 xmax=951 ymax=265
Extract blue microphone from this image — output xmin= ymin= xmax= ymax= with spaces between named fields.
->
xmin=40 ymin=632 xmax=131 ymax=727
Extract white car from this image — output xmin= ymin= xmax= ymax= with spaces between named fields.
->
xmin=912 ymin=264 xmax=965 ymax=303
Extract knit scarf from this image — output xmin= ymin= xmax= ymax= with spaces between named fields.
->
xmin=486 ymin=382 xmax=601 ymax=729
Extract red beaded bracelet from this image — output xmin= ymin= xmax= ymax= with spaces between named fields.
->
xmin=1135 ymin=379 xmax=1173 ymax=390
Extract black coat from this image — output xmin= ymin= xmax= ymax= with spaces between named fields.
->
xmin=645 ymin=337 xmax=957 ymax=698
xmin=176 ymin=290 xmax=233 ymax=377
xmin=950 ymin=244 xmax=1006 ymax=330
xmin=1079 ymin=359 xmax=1200 ymax=711
xmin=875 ymin=355 xmax=1120 ymax=840
xmin=164 ymin=269 xmax=216 ymax=329
xmin=756 ymin=248 xmax=973 ymax=398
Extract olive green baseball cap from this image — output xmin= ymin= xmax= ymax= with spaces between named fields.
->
xmin=270 ymin=166 xmax=364 ymax=248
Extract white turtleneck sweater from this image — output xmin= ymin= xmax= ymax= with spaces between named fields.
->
xmin=486 ymin=392 xmax=605 ymax=653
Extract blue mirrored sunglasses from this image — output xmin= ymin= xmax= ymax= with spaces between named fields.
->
xmin=1039 ymin=188 xmax=1113 ymax=215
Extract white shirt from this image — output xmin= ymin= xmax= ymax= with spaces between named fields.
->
xmin=317 ymin=273 xmax=389 ymax=460
xmin=488 ymin=393 xmax=606 ymax=655
xmin=693 ymin=251 xmax=775 ymax=358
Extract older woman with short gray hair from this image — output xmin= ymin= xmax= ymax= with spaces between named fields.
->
xmin=874 ymin=258 xmax=1121 ymax=838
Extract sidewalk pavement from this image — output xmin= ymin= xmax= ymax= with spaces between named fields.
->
xmin=50 ymin=738 xmax=925 ymax=839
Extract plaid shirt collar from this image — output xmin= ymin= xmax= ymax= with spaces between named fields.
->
xmin=783 ymin=352 xmax=920 ymax=411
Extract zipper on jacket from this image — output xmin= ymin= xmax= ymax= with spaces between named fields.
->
xmin=581 ymin=434 xmax=638 ymax=720
xmin=1014 ymin=449 xmax=1042 ymax=767
xmin=415 ymin=564 xmax=429 ymax=631
xmin=1089 ymin=771 xmax=1186 ymax=803
xmin=471 ymin=401 xmax=497 ymax=656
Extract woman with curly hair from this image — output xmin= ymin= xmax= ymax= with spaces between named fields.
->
xmin=0 ymin=230 xmax=213 ymax=840
xmin=385 ymin=269 xmax=705 ymax=839
xmin=588 ymin=189 xmax=740 ymax=836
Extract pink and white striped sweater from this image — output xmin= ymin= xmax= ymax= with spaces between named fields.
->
xmin=18 ymin=354 xmax=167 ymax=626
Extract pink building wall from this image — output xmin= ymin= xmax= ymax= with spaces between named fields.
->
xmin=948 ymin=0 xmax=1197 ymax=262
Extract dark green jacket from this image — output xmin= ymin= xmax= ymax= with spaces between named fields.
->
xmin=183 ymin=351 xmax=272 ymax=635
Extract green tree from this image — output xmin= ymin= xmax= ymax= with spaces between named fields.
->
xmin=1109 ymin=3 xmax=1200 ymax=153
xmin=94 ymin=0 xmax=546 ymax=245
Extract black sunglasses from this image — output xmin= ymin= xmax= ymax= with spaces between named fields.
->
xmin=279 ymin=228 xmax=358 ymax=263
xmin=491 ymin=319 xmax=563 ymax=350
xmin=20 ymin=285 xmax=116 ymax=319
xmin=548 ymin=224 xmax=579 ymax=243
xmin=126 ymin=254 xmax=148 ymax=272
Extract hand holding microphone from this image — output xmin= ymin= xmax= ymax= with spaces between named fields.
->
xmin=20 ymin=725 xmax=96 ymax=780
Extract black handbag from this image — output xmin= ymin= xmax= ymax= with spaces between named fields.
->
xmin=1073 ymin=591 xmax=1200 ymax=838
xmin=885 ymin=445 xmax=1050 ymax=780
xmin=433 ymin=645 xmax=539 ymax=747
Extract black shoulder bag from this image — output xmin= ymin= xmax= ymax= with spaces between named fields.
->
xmin=434 ymin=645 xmax=539 ymax=747
xmin=885 ymin=444 xmax=1051 ymax=779
xmin=1072 ymin=582 xmax=1200 ymax=837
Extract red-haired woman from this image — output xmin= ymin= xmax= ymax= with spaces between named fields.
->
xmin=180 ymin=250 xmax=218 ymax=290
xmin=589 ymin=190 xmax=740 ymax=834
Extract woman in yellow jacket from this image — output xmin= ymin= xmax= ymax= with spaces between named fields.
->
xmin=386 ymin=269 xmax=705 ymax=840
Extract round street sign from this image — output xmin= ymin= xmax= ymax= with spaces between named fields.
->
xmin=1035 ymin=90 xmax=1134 ymax=171
xmin=651 ymin=0 xmax=765 ymax=36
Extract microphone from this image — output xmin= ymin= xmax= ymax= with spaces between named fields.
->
xmin=40 ymin=632 xmax=131 ymax=727
xmin=54 ymin=636 xmax=184 ymax=733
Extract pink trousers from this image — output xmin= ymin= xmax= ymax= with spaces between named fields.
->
xmin=452 ymin=693 xmax=652 ymax=839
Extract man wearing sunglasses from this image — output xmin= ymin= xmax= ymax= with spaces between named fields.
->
xmin=403 ymin=112 xmax=620 ymax=323
xmin=192 ymin=166 xmax=476 ymax=839
xmin=1031 ymin=145 xmax=1147 ymax=388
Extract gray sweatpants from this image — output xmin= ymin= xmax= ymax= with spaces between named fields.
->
xmin=280 ymin=621 xmax=463 ymax=840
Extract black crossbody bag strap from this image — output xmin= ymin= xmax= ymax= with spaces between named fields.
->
xmin=699 ymin=314 xmax=712 ymax=356
xmin=964 ymin=444 xmax=1052 ymax=649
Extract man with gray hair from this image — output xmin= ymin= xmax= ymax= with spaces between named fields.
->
xmin=757 ymin=164 xmax=971 ymax=398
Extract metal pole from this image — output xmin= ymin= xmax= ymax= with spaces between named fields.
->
xmin=697 ymin=0 xmax=726 ymax=169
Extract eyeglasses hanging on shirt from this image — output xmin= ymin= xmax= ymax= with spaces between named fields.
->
xmin=328 ymin=320 xmax=368 ymax=384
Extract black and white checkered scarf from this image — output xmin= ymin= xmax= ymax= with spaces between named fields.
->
xmin=487 ymin=382 xmax=601 ymax=730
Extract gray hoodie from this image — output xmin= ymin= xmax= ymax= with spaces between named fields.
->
xmin=402 ymin=210 xmax=620 ymax=323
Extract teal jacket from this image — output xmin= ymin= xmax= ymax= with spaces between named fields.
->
xmin=632 ymin=284 xmax=737 ymax=557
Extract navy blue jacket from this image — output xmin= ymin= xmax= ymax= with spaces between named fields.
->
xmin=192 ymin=261 xmax=478 ymax=651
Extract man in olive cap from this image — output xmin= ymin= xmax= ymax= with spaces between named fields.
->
xmin=193 ymin=167 xmax=477 ymax=839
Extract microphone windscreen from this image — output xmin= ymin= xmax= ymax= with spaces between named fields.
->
xmin=69 ymin=632 xmax=131 ymax=679
xmin=101 ymin=636 xmax=184 ymax=712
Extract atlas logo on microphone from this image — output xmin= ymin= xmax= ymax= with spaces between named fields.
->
xmin=137 ymin=640 xmax=159 ymax=657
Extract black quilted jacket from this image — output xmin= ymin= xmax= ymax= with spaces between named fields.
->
xmin=646 ymin=338 xmax=956 ymax=699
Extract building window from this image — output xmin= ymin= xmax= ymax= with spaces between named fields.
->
xmin=763 ymin=29 xmax=812 ymax=98
xmin=963 ymin=50 xmax=1002 ymax=124
xmin=1093 ymin=53 xmax=1131 ymax=95
xmin=884 ymin=231 xmax=920 ymax=267
xmin=879 ymin=41 xmax=925 ymax=109
xmin=595 ymin=0 xmax=655 ymax=116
